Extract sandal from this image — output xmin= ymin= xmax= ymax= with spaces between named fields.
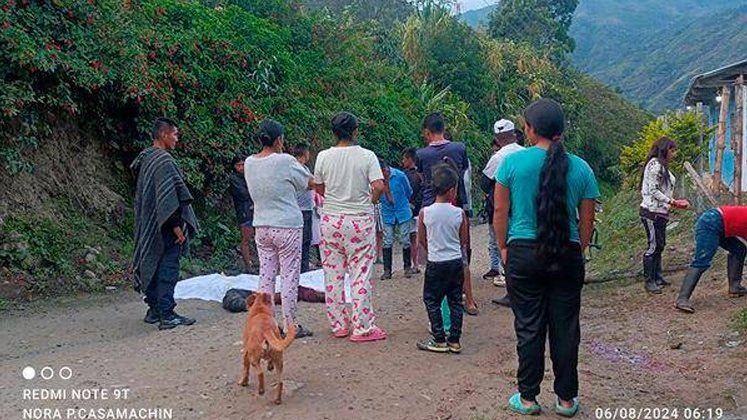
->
xmin=416 ymin=338 xmax=449 ymax=353
xmin=508 ymin=393 xmax=541 ymax=416
xmin=555 ymin=398 xmax=580 ymax=418
xmin=333 ymin=328 xmax=349 ymax=338
xmin=465 ymin=304 xmax=479 ymax=316
xmin=350 ymin=326 xmax=387 ymax=342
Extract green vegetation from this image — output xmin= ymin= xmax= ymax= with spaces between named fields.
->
xmin=464 ymin=0 xmax=747 ymax=111
xmin=587 ymin=189 xmax=697 ymax=281
xmin=0 ymin=0 xmax=649 ymax=299
xmin=487 ymin=0 xmax=578 ymax=59
xmin=620 ymin=111 xmax=712 ymax=181
xmin=732 ymin=308 xmax=747 ymax=333
xmin=0 ymin=199 xmax=130 ymax=298
xmin=574 ymin=4 xmax=747 ymax=112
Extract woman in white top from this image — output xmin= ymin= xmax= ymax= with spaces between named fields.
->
xmin=639 ymin=136 xmax=689 ymax=294
xmin=314 ymin=112 xmax=387 ymax=342
xmin=244 ymin=119 xmax=314 ymax=338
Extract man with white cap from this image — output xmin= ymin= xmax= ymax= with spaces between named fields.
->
xmin=480 ymin=118 xmax=524 ymax=307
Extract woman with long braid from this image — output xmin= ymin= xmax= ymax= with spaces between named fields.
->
xmin=494 ymin=99 xmax=600 ymax=417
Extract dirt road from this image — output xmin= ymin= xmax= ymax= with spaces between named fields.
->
xmin=1 ymin=225 xmax=745 ymax=420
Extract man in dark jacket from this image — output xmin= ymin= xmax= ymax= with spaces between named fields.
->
xmin=229 ymin=154 xmax=255 ymax=273
xmin=416 ymin=112 xmax=478 ymax=315
xmin=132 ymin=118 xmax=199 ymax=330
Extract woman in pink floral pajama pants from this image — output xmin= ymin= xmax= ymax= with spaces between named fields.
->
xmin=244 ymin=118 xmax=314 ymax=338
xmin=255 ymin=227 xmax=302 ymax=328
xmin=320 ymin=213 xmax=381 ymax=339
xmin=313 ymin=111 xmax=387 ymax=342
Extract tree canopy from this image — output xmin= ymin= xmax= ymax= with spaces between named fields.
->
xmin=488 ymin=0 xmax=578 ymax=59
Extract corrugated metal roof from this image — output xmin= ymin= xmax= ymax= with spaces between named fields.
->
xmin=684 ymin=59 xmax=747 ymax=105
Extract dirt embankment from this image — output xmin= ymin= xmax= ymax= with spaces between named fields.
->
xmin=0 ymin=122 xmax=125 ymax=223
xmin=0 ymin=122 xmax=129 ymax=301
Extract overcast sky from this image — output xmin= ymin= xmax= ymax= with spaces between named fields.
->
xmin=460 ymin=0 xmax=496 ymax=12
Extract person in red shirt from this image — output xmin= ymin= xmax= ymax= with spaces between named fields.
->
xmin=675 ymin=206 xmax=747 ymax=313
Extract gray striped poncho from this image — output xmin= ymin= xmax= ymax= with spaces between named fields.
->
xmin=131 ymin=147 xmax=199 ymax=293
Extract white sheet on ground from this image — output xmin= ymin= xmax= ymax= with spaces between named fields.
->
xmin=174 ymin=269 xmax=351 ymax=303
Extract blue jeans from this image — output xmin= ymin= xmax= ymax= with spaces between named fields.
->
xmin=144 ymin=229 xmax=182 ymax=316
xmin=383 ymin=219 xmax=412 ymax=249
xmin=487 ymin=224 xmax=502 ymax=272
xmin=691 ymin=209 xmax=746 ymax=269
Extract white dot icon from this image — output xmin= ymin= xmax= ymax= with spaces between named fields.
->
xmin=22 ymin=367 xmax=36 ymax=380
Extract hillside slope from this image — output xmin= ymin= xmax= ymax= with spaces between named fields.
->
xmin=462 ymin=0 xmax=747 ymax=111
xmin=572 ymin=1 xmax=747 ymax=111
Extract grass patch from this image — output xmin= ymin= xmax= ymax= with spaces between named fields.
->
xmin=587 ymin=188 xmax=697 ymax=280
xmin=0 ymin=199 xmax=133 ymax=298
xmin=732 ymin=307 xmax=747 ymax=333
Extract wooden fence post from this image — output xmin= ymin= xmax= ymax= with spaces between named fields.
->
xmin=714 ymin=85 xmax=731 ymax=193
xmin=734 ymin=75 xmax=745 ymax=203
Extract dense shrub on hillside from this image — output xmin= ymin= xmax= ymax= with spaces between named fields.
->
xmin=0 ymin=0 xmax=477 ymax=197
xmin=620 ymin=111 xmax=712 ymax=182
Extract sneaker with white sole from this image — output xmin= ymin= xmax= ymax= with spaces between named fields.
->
xmin=493 ymin=275 xmax=506 ymax=287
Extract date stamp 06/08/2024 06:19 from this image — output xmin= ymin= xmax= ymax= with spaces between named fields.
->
xmin=593 ymin=407 xmax=726 ymax=420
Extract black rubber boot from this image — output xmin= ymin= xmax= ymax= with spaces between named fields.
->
xmin=143 ymin=307 xmax=160 ymax=324
xmin=403 ymin=247 xmax=413 ymax=278
xmin=381 ymin=247 xmax=393 ymax=280
xmin=643 ymin=255 xmax=662 ymax=294
xmin=654 ymin=254 xmax=670 ymax=287
xmin=675 ymin=267 xmax=706 ymax=313
xmin=727 ymin=252 xmax=747 ymax=297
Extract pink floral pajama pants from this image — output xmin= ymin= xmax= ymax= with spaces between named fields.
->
xmin=320 ymin=213 xmax=378 ymax=336
xmin=255 ymin=226 xmax=302 ymax=328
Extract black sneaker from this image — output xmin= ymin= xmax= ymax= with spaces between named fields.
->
xmin=143 ymin=308 xmax=160 ymax=324
xmin=491 ymin=295 xmax=511 ymax=307
xmin=158 ymin=313 xmax=196 ymax=330
xmin=482 ymin=269 xmax=500 ymax=280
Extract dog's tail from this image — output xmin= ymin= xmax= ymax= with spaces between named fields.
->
xmin=264 ymin=324 xmax=296 ymax=352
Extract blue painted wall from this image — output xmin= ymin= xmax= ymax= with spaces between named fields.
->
xmin=708 ymin=98 xmax=737 ymax=187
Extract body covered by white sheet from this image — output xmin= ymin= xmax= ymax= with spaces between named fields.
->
xmin=174 ymin=269 xmax=351 ymax=303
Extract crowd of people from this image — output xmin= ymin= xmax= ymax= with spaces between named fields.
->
xmin=130 ymin=98 xmax=746 ymax=417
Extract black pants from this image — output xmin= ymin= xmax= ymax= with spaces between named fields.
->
xmin=506 ymin=240 xmax=585 ymax=402
xmin=423 ymin=258 xmax=464 ymax=343
xmin=144 ymin=229 xmax=182 ymax=316
xmin=641 ymin=215 xmax=667 ymax=259
xmin=301 ymin=210 xmax=313 ymax=273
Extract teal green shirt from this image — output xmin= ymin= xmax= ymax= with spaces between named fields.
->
xmin=495 ymin=146 xmax=600 ymax=243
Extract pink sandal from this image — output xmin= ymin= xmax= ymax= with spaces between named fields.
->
xmin=350 ymin=326 xmax=387 ymax=342
xmin=333 ymin=328 xmax=350 ymax=338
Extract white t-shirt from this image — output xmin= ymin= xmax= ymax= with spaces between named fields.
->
xmin=244 ymin=153 xmax=310 ymax=228
xmin=423 ymin=202 xmax=464 ymax=262
xmin=482 ymin=143 xmax=524 ymax=180
xmin=314 ymin=145 xmax=383 ymax=215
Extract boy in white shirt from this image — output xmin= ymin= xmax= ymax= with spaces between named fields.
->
xmin=416 ymin=164 xmax=469 ymax=354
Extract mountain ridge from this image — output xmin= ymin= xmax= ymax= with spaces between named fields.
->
xmin=461 ymin=0 xmax=747 ymax=111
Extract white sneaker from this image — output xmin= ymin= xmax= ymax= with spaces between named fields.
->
xmin=493 ymin=275 xmax=506 ymax=287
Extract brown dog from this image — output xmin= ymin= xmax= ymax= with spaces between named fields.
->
xmin=239 ymin=293 xmax=296 ymax=404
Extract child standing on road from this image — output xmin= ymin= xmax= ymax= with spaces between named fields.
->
xmin=416 ymin=164 xmax=469 ymax=354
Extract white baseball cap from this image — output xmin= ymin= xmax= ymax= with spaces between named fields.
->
xmin=493 ymin=119 xmax=515 ymax=134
